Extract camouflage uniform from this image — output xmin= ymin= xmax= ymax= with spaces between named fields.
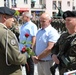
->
xmin=52 ymin=32 xmax=76 ymax=75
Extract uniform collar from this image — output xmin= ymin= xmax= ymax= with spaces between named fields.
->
xmin=66 ymin=32 xmax=76 ymax=39
xmin=0 ymin=23 xmax=8 ymax=29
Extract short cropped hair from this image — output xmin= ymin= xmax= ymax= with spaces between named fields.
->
xmin=22 ymin=12 xmax=32 ymax=18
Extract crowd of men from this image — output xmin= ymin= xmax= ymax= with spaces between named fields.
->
xmin=0 ymin=6 xmax=76 ymax=75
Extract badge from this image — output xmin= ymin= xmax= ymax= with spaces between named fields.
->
xmin=10 ymin=39 xmax=16 ymax=45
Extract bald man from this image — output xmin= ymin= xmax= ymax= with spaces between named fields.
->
xmin=32 ymin=12 xmax=60 ymax=75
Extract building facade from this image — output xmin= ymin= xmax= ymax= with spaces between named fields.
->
xmin=0 ymin=0 xmax=73 ymax=18
xmin=73 ymin=0 xmax=76 ymax=10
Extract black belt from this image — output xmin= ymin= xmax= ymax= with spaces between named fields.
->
xmin=38 ymin=60 xmax=50 ymax=62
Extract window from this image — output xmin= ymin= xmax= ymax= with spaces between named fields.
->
xmin=39 ymin=0 xmax=42 ymax=5
xmin=52 ymin=12 xmax=57 ymax=16
xmin=53 ymin=1 xmax=56 ymax=10
xmin=58 ymin=1 xmax=61 ymax=9
xmin=11 ymin=0 xmax=17 ymax=7
xmin=73 ymin=6 xmax=75 ymax=10
xmin=67 ymin=1 xmax=70 ymax=7
xmin=24 ymin=0 xmax=28 ymax=4
xmin=4 ymin=0 xmax=6 ymax=7
xmin=4 ymin=0 xmax=9 ymax=7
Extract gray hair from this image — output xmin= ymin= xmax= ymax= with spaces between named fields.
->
xmin=22 ymin=12 xmax=32 ymax=18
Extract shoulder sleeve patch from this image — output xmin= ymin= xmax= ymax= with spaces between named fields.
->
xmin=10 ymin=39 xmax=16 ymax=46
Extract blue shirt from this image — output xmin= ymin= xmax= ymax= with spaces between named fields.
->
xmin=19 ymin=21 xmax=37 ymax=51
xmin=35 ymin=25 xmax=60 ymax=60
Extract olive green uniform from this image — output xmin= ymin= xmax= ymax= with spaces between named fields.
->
xmin=0 ymin=23 xmax=26 ymax=75
xmin=52 ymin=32 xmax=76 ymax=75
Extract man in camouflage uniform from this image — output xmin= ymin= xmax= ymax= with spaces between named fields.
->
xmin=51 ymin=10 xmax=76 ymax=75
xmin=0 ymin=7 xmax=27 ymax=75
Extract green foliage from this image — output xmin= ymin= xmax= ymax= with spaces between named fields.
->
xmin=14 ymin=10 xmax=20 ymax=16
xmin=21 ymin=41 xmax=32 ymax=45
xmin=21 ymin=33 xmax=35 ymax=58
xmin=21 ymin=41 xmax=26 ymax=45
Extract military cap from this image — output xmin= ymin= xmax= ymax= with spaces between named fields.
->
xmin=63 ymin=10 xmax=76 ymax=19
xmin=0 ymin=7 xmax=15 ymax=16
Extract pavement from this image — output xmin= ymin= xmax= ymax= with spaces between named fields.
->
xmin=22 ymin=64 xmax=59 ymax=75
xmin=34 ymin=64 xmax=38 ymax=75
xmin=34 ymin=64 xmax=59 ymax=75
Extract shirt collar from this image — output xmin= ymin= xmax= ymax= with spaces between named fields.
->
xmin=43 ymin=25 xmax=52 ymax=31
xmin=23 ymin=20 xmax=31 ymax=26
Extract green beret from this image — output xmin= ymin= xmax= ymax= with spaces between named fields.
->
xmin=63 ymin=10 xmax=76 ymax=19
xmin=0 ymin=7 xmax=15 ymax=16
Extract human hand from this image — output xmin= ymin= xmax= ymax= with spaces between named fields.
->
xmin=52 ymin=54 xmax=60 ymax=64
xmin=32 ymin=56 xmax=39 ymax=64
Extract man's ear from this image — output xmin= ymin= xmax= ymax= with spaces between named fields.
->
xmin=49 ymin=19 xmax=52 ymax=23
xmin=3 ymin=15 xmax=7 ymax=21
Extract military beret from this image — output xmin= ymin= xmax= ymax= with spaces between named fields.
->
xmin=63 ymin=10 xmax=76 ymax=19
xmin=0 ymin=7 xmax=15 ymax=16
